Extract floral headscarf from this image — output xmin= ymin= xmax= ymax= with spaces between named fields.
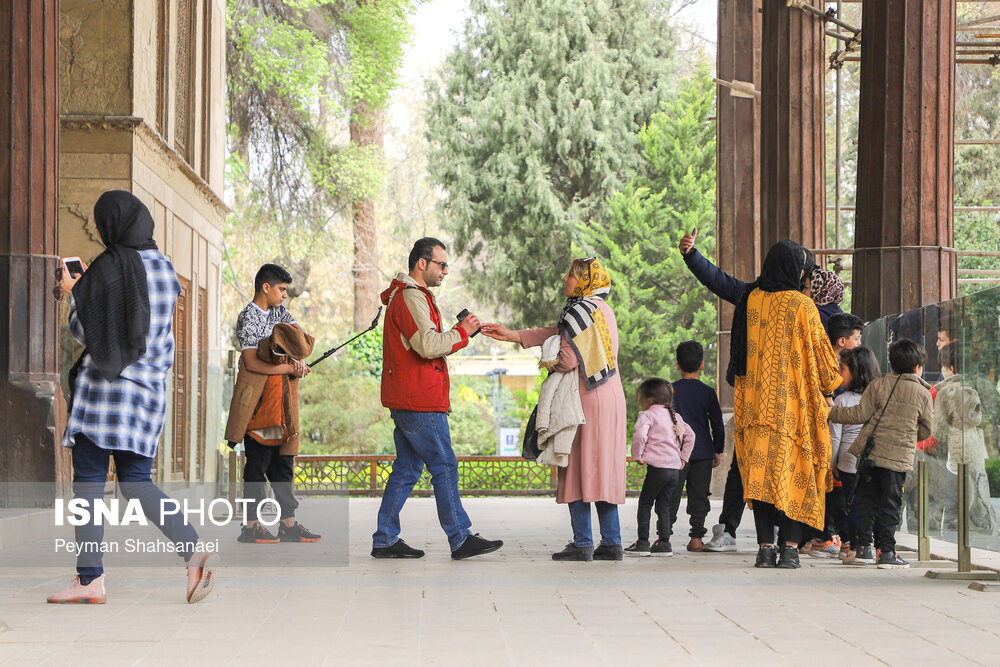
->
xmin=572 ymin=258 xmax=611 ymax=299
xmin=559 ymin=258 xmax=616 ymax=389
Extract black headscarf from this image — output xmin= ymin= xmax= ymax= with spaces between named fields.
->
xmin=71 ymin=191 xmax=159 ymax=381
xmin=726 ymin=239 xmax=814 ymax=386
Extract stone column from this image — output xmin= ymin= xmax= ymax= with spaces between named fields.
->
xmin=759 ymin=0 xmax=826 ymax=256
xmin=0 ymin=0 xmax=64 ymax=503
xmin=851 ymin=0 xmax=957 ymax=321
xmin=715 ymin=0 xmax=762 ymax=410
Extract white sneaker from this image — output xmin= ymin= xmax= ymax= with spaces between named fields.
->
xmin=702 ymin=524 xmax=737 ymax=552
xmin=808 ymin=540 xmax=841 ymax=558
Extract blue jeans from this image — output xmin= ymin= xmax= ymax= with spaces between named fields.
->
xmin=568 ymin=500 xmax=621 ymax=547
xmin=72 ymin=434 xmax=199 ymax=583
xmin=373 ymin=410 xmax=472 ymax=551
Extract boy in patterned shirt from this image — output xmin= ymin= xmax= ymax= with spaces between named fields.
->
xmin=232 ymin=264 xmax=320 ymax=544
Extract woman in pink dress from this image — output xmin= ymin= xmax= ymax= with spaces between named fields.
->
xmin=482 ymin=258 xmax=628 ymax=561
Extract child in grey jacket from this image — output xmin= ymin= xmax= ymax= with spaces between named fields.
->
xmin=828 ymin=339 xmax=933 ymax=569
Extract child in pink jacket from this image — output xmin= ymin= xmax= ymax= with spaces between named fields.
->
xmin=625 ymin=378 xmax=695 ymax=557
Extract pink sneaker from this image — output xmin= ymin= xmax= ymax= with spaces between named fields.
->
xmin=47 ymin=575 xmax=106 ymax=604
xmin=186 ymin=550 xmax=216 ymax=604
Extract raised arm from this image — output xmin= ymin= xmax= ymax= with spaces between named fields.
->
xmin=681 ymin=248 xmax=752 ymax=305
xmin=679 ymin=230 xmax=751 ymax=305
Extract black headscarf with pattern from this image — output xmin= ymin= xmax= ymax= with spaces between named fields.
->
xmin=727 ymin=240 xmax=814 ymax=386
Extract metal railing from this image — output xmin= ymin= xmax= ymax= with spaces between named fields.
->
xmin=224 ymin=453 xmax=649 ymax=497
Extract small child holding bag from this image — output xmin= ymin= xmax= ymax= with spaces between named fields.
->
xmin=625 ymin=378 xmax=695 ymax=557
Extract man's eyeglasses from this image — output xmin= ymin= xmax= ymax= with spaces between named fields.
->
xmin=427 ymin=259 xmax=449 ymax=271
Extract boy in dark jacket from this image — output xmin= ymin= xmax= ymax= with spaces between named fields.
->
xmin=669 ymin=341 xmax=726 ymax=551
xmin=828 ymin=338 xmax=933 ymax=569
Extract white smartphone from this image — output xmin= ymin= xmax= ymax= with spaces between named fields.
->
xmin=62 ymin=256 xmax=85 ymax=277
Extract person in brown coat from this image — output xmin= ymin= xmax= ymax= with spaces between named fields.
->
xmin=225 ymin=264 xmax=320 ymax=544
xmin=828 ymin=338 xmax=933 ymax=569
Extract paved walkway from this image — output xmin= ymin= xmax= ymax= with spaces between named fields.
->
xmin=2 ymin=497 xmax=1000 ymax=666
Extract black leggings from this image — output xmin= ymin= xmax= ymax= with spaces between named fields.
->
xmin=752 ymin=500 xmax=806 ymax=546
xmin=637 ymin=466 xmax=680 ymax=541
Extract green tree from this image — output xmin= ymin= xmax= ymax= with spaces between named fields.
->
xmin=225 ymin=0 xmax=414 ymax=334
xmin=426 ymin=0 xmax=679 ymax=328
xmin=585 ymin=66 xmax=717 ymax=402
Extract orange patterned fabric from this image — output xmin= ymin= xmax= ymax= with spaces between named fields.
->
xmin=733 ymin=288 xmax=842 ymax=530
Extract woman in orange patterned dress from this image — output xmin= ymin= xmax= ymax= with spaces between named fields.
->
xmin=731 ymin=240 xmax=841 ymax=569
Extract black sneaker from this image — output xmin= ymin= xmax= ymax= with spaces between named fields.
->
xmin=754 ymin=545 xmax=778 ymax=568
xmin=876 ymin=550 xmax=910 ymax=569
xmin=552 ymin=543 xmax=594 ymax=561
xmin=777 ymin=544 xmax=801 ymax=569
xmin=649 ymin=539 xmax=673 ymax=557
xmin=371 ymin=539 xmax=425 ymax=559
xmin=593 ymin=543 xmax=623 ymax=561
xmin=237 ymin=523 xmax=279 ymax=544
xmin=451 ymin=533 xmax=503 ymax=560
xmin=278 ymin=522 xmax=322 ymax=543
xmin=852 ymin=544 xmax=876 ymax=564
xmin=624 ymin=540 xmax=651 ymax=557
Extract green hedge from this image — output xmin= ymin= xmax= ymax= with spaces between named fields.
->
xmin=294 ymin=458 xmax=650 ymax=494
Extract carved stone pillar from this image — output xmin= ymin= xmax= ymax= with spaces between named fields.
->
xmin=759 ymin=0 xmax=826 ymax=256
xmin=0 ymin=0 xmax=64 ymax=503
xmin=715 ymin=0 xmax=762 ymax=410
xmin=852 ymin=1 xmax=957 ymax=321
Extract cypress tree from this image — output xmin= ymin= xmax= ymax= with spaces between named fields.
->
xmin=426 ymin=0 xmax=678 ymax=327
xmin=586 ymin=66 xmax=718 ymax=391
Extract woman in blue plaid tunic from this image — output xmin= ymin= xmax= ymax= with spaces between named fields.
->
xmin=48 ymin=191 xmax=215 ymax=605
xmin=63 ymin=248 xmax=179 ymax=456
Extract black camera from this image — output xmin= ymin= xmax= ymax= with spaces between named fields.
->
xmin=456 ymin=309 xmax=481 ymax=337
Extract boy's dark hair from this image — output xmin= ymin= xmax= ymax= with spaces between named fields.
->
xmin=408 ymin=237 xmax=446 ymax=271
xmin=675 ymin=341 xmax=704 ymax=373
xmin=254 ymin=263 xmax=293 ymax=293
xmin=840 ymin=346 xmax=880 ymax=394
xmin=939 ymin=342 xmax=962 ymax=374
xmin=827 ymin=312 xmax=864 ymax=345
xmin=888 ymin=338 xmax=927 ymax=375
xmin=636 ymin=377 xmax=674 ymax=409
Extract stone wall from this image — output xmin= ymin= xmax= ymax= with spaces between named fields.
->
xmin=57 ymin=0 xmax=227 ymax=484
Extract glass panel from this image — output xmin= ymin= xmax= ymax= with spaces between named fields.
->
xmin=959 ymin=289 xmax=1000 ymax=550
xmin=921 ymin=299 xmax=964 ymax=539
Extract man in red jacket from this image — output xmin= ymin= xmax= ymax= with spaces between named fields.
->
xmin=372 ymin=237 xmax=504 ymax=560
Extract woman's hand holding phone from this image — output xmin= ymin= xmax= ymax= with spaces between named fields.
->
xmin=678 ymin=228 xmax=698 ymax=255
xmin=59 ymin=257 xmax=88 ymax=295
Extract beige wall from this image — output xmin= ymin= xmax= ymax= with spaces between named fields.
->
xmin=61 ymin=0 xmax=132 ymax=115
xmin=58 ymin=0 xmax=227 ymax=484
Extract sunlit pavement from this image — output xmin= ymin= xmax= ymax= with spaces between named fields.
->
xmin=2 ymin=497 xmax=999 ymax=666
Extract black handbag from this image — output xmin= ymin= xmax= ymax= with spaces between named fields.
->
xmin=848 ymin=374 xmax=902 ymax=503
xmin=521 ymin=404 xmax=541 ymax=461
